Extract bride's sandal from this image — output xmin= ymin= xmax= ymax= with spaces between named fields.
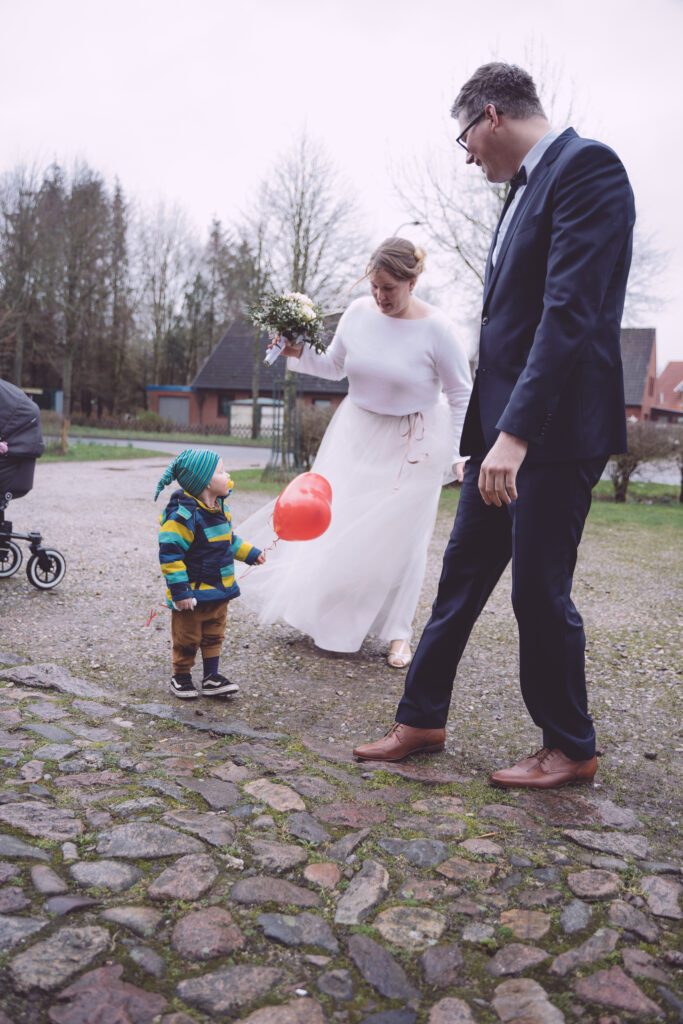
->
xmin=387 ymin=639 xmax=412 ymax=669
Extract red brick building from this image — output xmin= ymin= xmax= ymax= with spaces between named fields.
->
xmin=620 ymin=329 xmax=683 ymax=424
xmin=655 ymin=360 xmax=683 ymax=417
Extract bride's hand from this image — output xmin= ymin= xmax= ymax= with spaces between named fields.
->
xmin=453 ymin=461 xmax=466 ymax=483
xmin=269 ymin=334 xmax=304 ymax=358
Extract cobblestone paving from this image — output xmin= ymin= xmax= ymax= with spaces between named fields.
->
xmin=0 ymin=662 xmax=681 ymax=1023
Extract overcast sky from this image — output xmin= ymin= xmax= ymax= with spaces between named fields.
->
xmin=2 ymin=0 xmax=681 ymax=369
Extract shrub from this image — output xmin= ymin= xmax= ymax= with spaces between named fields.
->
xmin=298 ymin=402 xmax=335 ymax=470
xmin=68 ymin=410 xmax=178 ymax=433
xmin=610 ymin=421 xmax=678 ymax=502
xmin=131 ymin=410 xmax=175 ymax=432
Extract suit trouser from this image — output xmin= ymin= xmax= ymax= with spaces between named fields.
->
xmin=396 ymin=456 xmax=607 ymax=761
xmin=171 ymin=600 xmax=229 ymax=674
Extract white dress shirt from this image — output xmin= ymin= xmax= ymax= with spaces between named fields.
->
xmin=492 ymin=128 xmax=562 ymax=267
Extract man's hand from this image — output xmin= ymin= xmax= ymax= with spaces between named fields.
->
xmin=478 ymin=432 xmax=528 ymax=507
xmin=174 ymin=597 xmax=196 ymax=611
xmin=255 ymin=553 xmax=266 ymax=565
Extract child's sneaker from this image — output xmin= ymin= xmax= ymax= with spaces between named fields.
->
xmin=170 ymin=674 xmax=198 ymax=700
xmin=202 ymin=673 xmax=239 ymax=696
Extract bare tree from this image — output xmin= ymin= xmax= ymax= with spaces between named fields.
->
xmin=260 ymin=133 xmax=364 ymax=305
xmin=200 ymin=217 xmax=273 ymax=436
xmin=236 ymin=221 xmax=271 ymax=439
xmin=0 ymin=165 xmax=42 ymax=386
xmin=203 ymin=219 xmax=230 ymax=357
xmin=250 ymin=133 xmax=365 ymax=467
xmin=33 ymin=163 xmax=111 ymax=451
xmin=392 ymin=47 xmax=667 ymax=327
xmin=393 ymin=151 xmax=502 ymax=314
xmin=0 ymin=140 xmax=368 ymax=445
xmin=621 ymin=226 xmax=670 ymax=326
xmin=135 ymin=201 xmax=199 ymax=387
xmin=103 ymin=181 xmax=135 ymax=414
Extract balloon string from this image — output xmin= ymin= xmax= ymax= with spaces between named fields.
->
xmin=240 ymin=535 xmax=280 ymax=580
xmin=148 ymin=514 xmax=279 ymax=624
xmin=145 ymin=603 xmax=176 ymax=626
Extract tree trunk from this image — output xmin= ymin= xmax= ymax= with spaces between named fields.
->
xmin=60 ymin=352 xmax=73 ymax=455
xmin=612 ymin=470 xmax=629 ymax=503
xmin=13 ymin=320 xmax=24 ymax=387
xmin=281 ymin=368 xmax=298 ymax=471
xmin=251 ymin=328 xmax=261 ymax=440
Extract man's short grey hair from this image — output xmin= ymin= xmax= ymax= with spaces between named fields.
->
xmin=451 ymin=62 xmax=546 ymax=122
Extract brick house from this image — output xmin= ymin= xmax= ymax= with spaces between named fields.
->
xmin=146 ymin=315 xmax=346 ymax=432
xmin=655 ymin=360 xmax=683 ymax=416
xmin=621 ymin=329 xmax=683 ymax=424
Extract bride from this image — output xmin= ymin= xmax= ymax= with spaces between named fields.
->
xmin=237 ymin=237 xmax=472 ymax=667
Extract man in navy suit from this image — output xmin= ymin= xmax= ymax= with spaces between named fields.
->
xmin=354 ymin=63 xmax=635 ymax=788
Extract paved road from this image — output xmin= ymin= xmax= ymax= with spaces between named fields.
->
xmin=48 ymin=436 xmax=681 ymax=483
xmin=46 ymin=435 xmax=271 ymax=469
xmin=602 ymin=457 xmax=679 ymax=485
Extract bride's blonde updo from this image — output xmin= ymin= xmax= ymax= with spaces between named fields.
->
xmin=365 ymin=237 xmax=426 ymax=281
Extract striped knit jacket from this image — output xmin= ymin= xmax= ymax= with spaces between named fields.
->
xmin=158 ymin=489 xmax=261 ymax=607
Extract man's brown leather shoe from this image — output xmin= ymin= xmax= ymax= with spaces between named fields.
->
xmin=353 ymin=723 xmax=446 ymax=762
xmin=489 ymin=747 xmax=597 ymax=789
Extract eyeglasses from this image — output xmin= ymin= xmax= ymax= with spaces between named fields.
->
xmin=456 ymin=109 xmax=498 ymax=151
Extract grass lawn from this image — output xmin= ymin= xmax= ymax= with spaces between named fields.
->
xmin=592 ymin=479 xmax=680 ymax=503
xmin=41 ymin=442 xmax=168 ymax=462
xmin=230 ymin=470 xmax=682 ymax=532
xmin=587 ymin=498 xmax=682 ymax=531
xmin=58 ymin=424 xmax=270 ymax=447
xmin=230 ymin=469 xmax=287 ymax=493
xmin=437 ymin=480 xmax=682 ymax=532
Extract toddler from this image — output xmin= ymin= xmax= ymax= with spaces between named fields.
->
xmin=155 ymin=448 xmax=264 ymax=698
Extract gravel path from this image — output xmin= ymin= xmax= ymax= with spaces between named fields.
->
xmin=0 ymin=460 xmax=681 ymax=1021
xmin=1 ymin=457 xmax=681 ymax=822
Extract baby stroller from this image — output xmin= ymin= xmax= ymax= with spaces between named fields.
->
xmin=0 ymin=379 xmax=66 ymax=589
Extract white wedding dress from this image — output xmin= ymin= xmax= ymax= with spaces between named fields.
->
xmin=236 ymin=296 xmax=472 ymax=653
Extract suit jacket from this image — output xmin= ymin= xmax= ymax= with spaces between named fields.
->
xmin=460 ymin=128 xmax=635 ymax=462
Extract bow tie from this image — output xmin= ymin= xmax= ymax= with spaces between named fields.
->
xmin=508 ymin=166 xmax=527 ymax=195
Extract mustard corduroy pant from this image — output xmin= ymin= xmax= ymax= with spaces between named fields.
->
xmin=170 ymin=600 xmax=228 ymax=673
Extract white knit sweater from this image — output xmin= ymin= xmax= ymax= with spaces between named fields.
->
xmin=288 ymin=296 xmax=472 ymax=463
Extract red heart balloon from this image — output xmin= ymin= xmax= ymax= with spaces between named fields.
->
xmin=273 ymin=472 xmax=332 ymax=541
xmin=302 ymin=472 xmax=333 ymax=504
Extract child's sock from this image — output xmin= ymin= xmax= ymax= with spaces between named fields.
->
xmin=203 ymin=656 xmax=220 ymax=679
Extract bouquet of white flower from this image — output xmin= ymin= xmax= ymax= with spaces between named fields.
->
xmin=249 ymin=291 xmax=325 ymax=366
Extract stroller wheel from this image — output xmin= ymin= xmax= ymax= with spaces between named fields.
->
xmin=26 ymin=549 xmax=66 ymax=590
xmin=0 ymin=541 xmax=22 ymax=578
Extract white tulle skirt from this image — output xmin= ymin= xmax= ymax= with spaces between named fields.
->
xmin=236 ymin=396 xmax=453 ymax=653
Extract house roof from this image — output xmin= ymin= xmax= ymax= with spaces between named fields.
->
xmin=656 ymin=360 xmax=683 ymax=406
xmin=620 ymin=328 xmax=656 ymax=406
xmin=192 ymin=314 xmax=347 ymax=396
